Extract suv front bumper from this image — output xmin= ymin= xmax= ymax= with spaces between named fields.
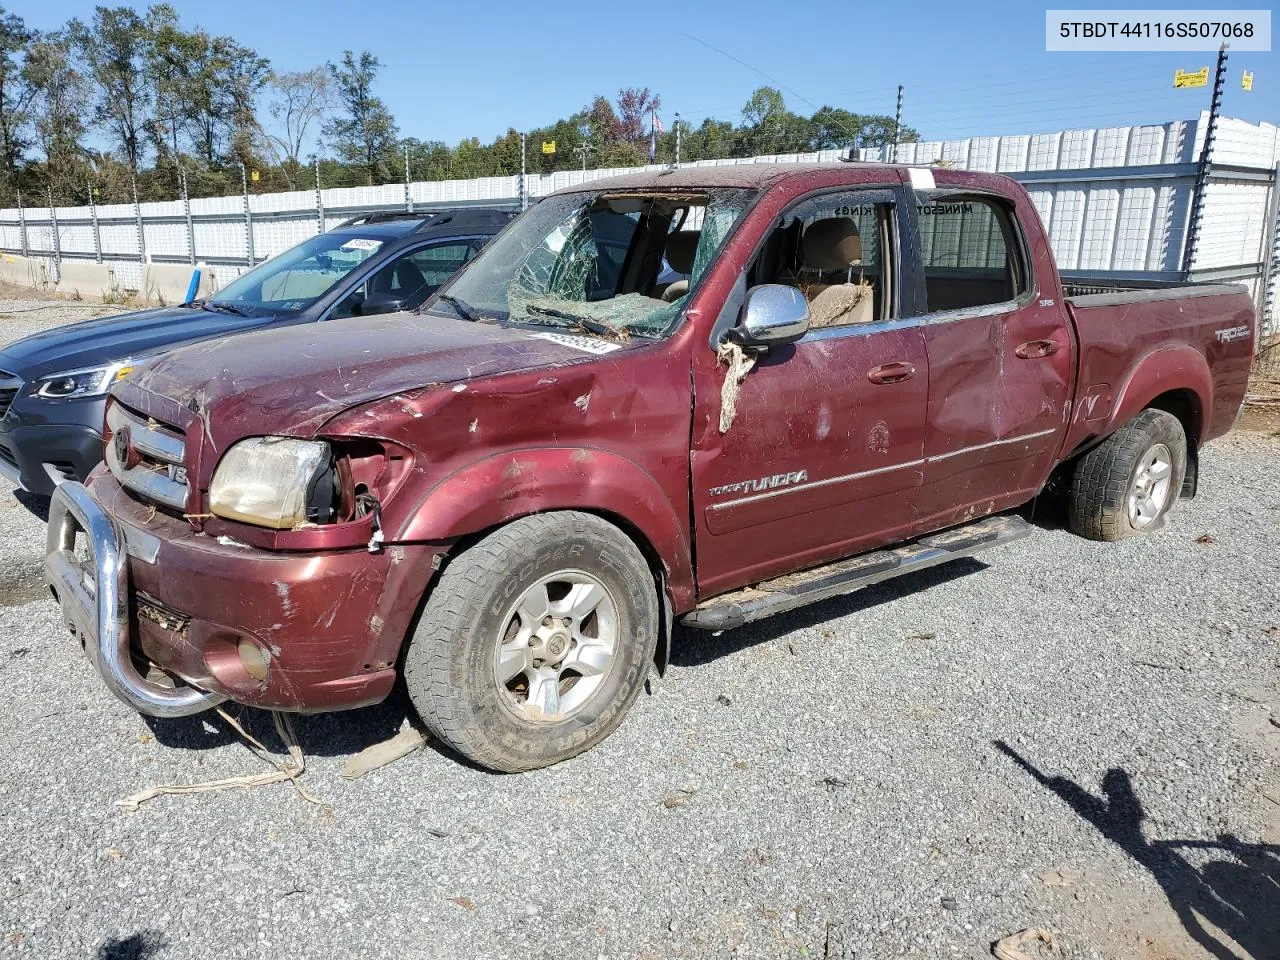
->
xmin=44 ymin=476 xmax=443 ymax=717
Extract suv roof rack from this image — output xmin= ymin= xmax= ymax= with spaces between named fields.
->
xmin=337 ymin=207 xmax=520 ymax=230
xmin=337 ymin=210 xmax=442 ymax=227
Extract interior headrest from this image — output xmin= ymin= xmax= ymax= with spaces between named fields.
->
xmin=801 ymin=218 xmax=863 ymax=271
xmin=665 ymin=230 xmax=701 ymax=274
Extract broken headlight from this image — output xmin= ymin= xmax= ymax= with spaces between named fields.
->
xmin=209 ymin=437 xmax=337 ymax=529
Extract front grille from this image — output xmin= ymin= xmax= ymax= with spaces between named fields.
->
xmin=105 ymin=402 xmax=190 ymax=511
xmin=0 ymin=369 xmax=20 ymax=420
xmin=0 ymin=442 xmax=15 ymax=468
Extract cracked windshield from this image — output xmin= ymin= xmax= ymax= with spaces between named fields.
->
xmin=431 ymin=188 xmax=755 ymax=338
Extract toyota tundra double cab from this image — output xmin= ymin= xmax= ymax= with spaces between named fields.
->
xmin=44 ymin=163 xmax=1255 ymax=771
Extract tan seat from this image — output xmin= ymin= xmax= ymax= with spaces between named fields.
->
xmin=659 ymin=230 xmax=701 ymax=302
xmin=799 ymin=218 xmax=875 ymax=327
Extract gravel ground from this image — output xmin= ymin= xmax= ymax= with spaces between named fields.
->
xmin=1 ymin=300 xmax=1277 ymax=960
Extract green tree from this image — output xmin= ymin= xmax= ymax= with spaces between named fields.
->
xmin=263 ymin=67 xmax=332 ymax=188
xmin=0 ymin=7 xmax=34 ymax=198
xmin=323 ymin=50 xmax=398 ymax=185
xmin=22 ymin=31 xmax=89 ymax=202
xmin=71 ymin=6 xmax=153 ymax=175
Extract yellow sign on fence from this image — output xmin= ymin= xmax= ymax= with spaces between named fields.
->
xmin=250 ymin=169 xmax=260 ymax=182
xmin=1242 ymin=70 xmax=1254 ymax=91
xmin=541 ymin=140 xmax=556 ymax=154
xmin=1173 ymin=67 xmax=1209 ymax=89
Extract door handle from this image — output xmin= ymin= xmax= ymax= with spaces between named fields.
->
xmin=1015 ymin=339 xmax=1060 ymax=359
xmin=866 ymin=361 xmax=916 ymax=385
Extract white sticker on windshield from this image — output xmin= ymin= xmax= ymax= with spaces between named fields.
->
xmin=908 ymin=167 xmax=936 ymax=191
xmin=341 ymin=238 xmax=382 ymax=251
xmin=529 ymin=332 xmax=623 ymax=355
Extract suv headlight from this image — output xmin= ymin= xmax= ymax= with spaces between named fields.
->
xmin=31 ymin=360 xmax=137 ymax=399
xmin=209 ymin=437 xmax=334 ymax=529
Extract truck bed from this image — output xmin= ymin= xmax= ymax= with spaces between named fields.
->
xmin=1062 ymin=282 xmax=1255 ymax=454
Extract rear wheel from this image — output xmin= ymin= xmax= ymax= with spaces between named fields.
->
xmin=404 ymin=511 xmax=658 ymax=772
xmin=1067 ymin=408 xmax=1186 ymax=542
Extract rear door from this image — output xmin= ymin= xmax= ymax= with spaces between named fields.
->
xmin=908 ymin=187 xmax=1073 ymax=532
xmin=329 ymin=239 xmax=483 ymax=320
xmin=689 ymin=184 xmax=930 ymax=596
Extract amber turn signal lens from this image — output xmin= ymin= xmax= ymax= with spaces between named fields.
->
xmin=237 ymin=639 xmax=271 ymax=682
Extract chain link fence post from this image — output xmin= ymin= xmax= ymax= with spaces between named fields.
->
xmin=1182 ymin=43 xmax=1228 ymax=278
xmin=314 ymin=156 xmax=324 ymax=234
xmin=1258 ymin=165 xmax=1280 ymax=353
xmin=88 ymin=176 xmax=102 ymax=264
xmin=180 ymin=167 xmax=195 ymax=265
xmin=241 ymin=163 xmax=255 ymax=267
xmin=132 ymin=175 xmax=146 ymax=267
xmin=48 ymin=187 xmax=61 ymax=281
xmin=404 ymin=144 xmax=413 ymax=214
xmin=16 ymin=189 xmax=27 ymax=258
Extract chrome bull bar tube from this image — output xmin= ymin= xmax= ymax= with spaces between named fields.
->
xmin=44 ymin=481 xmax=222 ymax=718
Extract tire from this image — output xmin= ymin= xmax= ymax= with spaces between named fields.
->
xmin=1067 ymin=408 xmax=1187 ymax=542
xmin=404 ymin=511 xmax=658 ymax=772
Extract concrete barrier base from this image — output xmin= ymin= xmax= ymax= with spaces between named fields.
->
xmin=53 ymin=261 xmax=120 ymax=301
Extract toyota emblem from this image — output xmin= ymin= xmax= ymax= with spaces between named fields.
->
xmin=113 ymin=426 xmax=133 ymax=467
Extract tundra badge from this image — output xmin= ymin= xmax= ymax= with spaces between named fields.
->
xmin=709 ymin=470 xmax=809 ymax=498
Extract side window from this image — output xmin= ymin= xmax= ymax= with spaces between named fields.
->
xmin=332 ymin=241 xmax=478 ymax=320
xmin=753 ymin=189 xmax=896 ymax=328
xmin=917 ymin=195 xmax=1026 ymax=313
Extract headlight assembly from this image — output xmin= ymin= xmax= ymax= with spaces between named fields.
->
xmin=209 ymin=437 xmax=336 ymax=529
xmin=31 ymin=360 xmax=136 ymax=399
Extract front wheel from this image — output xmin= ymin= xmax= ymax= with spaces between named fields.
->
xmin=404 ymin=511 xmax=658 ymax=772
xmin=1067 ymin=408 xmax=1187 ymax=542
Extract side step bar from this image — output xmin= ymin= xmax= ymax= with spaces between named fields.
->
xmin=681 ymin=514 xmax=1031 ymax=632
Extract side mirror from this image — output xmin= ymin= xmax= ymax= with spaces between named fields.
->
xmin=731 ymin=284 xmax=810 ymax=347
xmin=360 ymin=293 xmax=406 ymax=316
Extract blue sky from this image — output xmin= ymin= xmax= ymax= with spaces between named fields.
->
xmin=22 ymin=0 xmax=1277 ymax=148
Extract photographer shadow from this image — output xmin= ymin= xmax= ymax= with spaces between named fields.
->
xmin=996 ymin=740 xmax=1279 ymax=960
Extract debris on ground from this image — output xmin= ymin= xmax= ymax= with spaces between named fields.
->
xmin=1194 ymin=533 xmax=1217 ymax=544
xmin=115 ymin=709 xmax=320 ymax=811
xmin=1039 ymin=868 xmax=1079 ymax=887
xmin=661 ymin=787 xmax=698 ymax=809
xmin=991 ymin=928 xmax=1061 ymax=960
xmin=716 ymin=694 xmax=733 ymax=707
xmin=819 ymin=776 xmax=850 ymax=790
xmin=906 ymin=631 xmax=937 ymax=641
xmin=341 ymin=726 xmax=429 ymax=780
xmin=449 ymin=896 xmax=475 ymax=911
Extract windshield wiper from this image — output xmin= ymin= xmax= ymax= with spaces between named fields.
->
xmin=523 ymin=304 xmax=618 ymax=337
xmin=437 ymin=294 xmax=479 ymax=322
xmin=203 ymin=300 xmax=252 ymax=318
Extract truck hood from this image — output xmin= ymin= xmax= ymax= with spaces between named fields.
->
xmin=123 ymin=311 xmax=630 ymax=440
xmin=0 ymin=304 xmax=271 ymax=379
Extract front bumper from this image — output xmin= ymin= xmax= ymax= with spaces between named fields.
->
xmin=44 ymin=476 xmax=444 ymax=717
xmin=0 ymin=418 xmax=104 ymax=496
xmin=45 ymin=481 xmax=222 ymax=717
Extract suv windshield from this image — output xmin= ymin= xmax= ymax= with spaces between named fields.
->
xmin=430 ymin=188 xmax=755 ymax=338
xmin=208 ymin=232 xmax=389 ymax=313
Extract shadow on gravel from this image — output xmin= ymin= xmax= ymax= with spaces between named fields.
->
xmin=12 ymin=489 xmax=50 ymax=522
xmin=96 ymin=930 xmax=168 ymax=959
xmin=671 ymin=557 xmax=988 ymax=667
xmin=142 ymin=687 xmax=412 ymax=757
xmin=996 ymin=741 xmax=1280 ymax=960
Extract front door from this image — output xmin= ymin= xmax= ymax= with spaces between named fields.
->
xmin=689 ymin=185 xmax=930 ymax=598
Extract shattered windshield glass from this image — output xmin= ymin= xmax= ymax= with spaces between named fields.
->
xmin=430 ymin=188 xmax=756 ymax=338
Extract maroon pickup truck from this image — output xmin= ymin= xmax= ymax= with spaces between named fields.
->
xmin=44 ymin=163 xmax=1255 ymax=771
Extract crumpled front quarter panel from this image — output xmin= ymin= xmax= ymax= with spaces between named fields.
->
xmin=322 ymin=337 xmax=698 ymax=609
